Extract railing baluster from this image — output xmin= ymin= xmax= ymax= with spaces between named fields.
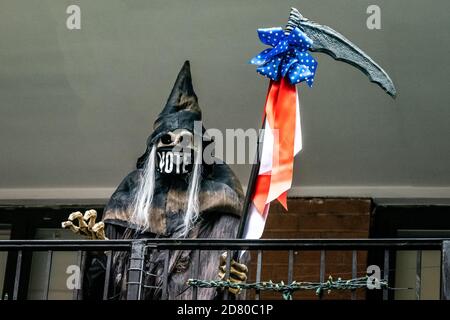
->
xmin=43 ymin=250 xmax=53 ymax=300
xmin=383 ymin=249 xmax=389 ymax=300
xmin=72 ymin=250 xmax=86 ymax=300
xmin=161 ymin=250 xmax=170 ymax=300
xmin=320 ymin=250 xmax=325 ymax=283
xmin=13 ymin=250 xmax=22 ymax=300
xmin=191 ymin=250 xmax=200 ymax=300
xmin=223 ymin=250 xmax=231 ymax=300
xmin=126 ymin=240 xmax=145 ymax=300
xmin=103 ymin=251 xmax=112 ymax=300
xmin=287 ymin=250 xmax=294 ymax=284
xmin=416 ymin=250 xmax=422 ymax=300
xmin=79 ymin=251 xmax=86 ymax=300
xmin=319 ymin=250 xmax=325 ymax=300
xmin=72 ymin=250 xmax=81 ymax=300
xmin=441 ymin=240 xmax=450 ymax=300
xmin=351 ymin=250 xmax=357 ymax=300
xmin=255 ymin=250 xmax=262 ymax=300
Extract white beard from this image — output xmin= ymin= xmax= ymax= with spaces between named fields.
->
xmin=131 ymin=145 xmax=157 ymax=231
xmin=181 ymin=150 xmax=202 ymax=237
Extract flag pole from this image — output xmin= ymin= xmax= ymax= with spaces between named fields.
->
xmin=236 ymin=8 xmax=301 ymax=240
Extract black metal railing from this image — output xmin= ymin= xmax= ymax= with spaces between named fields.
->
xmin=0 ymin=238 xmax=449 ymax=300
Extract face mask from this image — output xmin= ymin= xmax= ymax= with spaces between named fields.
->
xmin=156 ymin=146 xmax=193 ymax=175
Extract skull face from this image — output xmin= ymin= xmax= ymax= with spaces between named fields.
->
xmin=157 ymin=129 xmax=194 ymax=151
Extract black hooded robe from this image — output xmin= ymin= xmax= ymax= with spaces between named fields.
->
xmin=83 ymin=61 xmax=246 ymax=300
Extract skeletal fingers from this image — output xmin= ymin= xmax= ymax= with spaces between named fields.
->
xmin=62 ymin=209 xmax=107 ymax=240
xmin=61 ymin=221 xmax=80 ymax=234
xmin=92 ymin=221 xmax=108 ymax=240
xmin=68 ymin=211 xmax=88 ymax=229
xmin=84 ymin=209 xmax=98 ymax=230
xmin=218 ymin=252 xmax=248 ymax=295
xmin=219 ymin=262 xmax=248 ymax=280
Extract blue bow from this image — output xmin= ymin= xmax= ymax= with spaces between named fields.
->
xmin=250 ymin=27 xmax=318 ymax=86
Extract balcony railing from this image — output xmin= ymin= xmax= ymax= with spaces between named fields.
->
xmin=0 ymin=238 xmax=449 ymax=300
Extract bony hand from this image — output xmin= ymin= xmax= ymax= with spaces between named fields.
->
xmin=61 ymin=209 xmax=108 ymax=240
xmin=218 ymin=252 xmax=248 ymax=295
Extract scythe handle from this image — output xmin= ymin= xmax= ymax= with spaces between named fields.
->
xmin=236 ymin=118 xmax=266 ymax=240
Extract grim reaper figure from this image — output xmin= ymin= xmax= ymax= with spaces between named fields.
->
xmin=63 ymin=61 xmax=248 ymax=300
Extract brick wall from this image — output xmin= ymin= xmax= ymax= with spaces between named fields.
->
xmin=246 ymin=198 xmax=372 ymax=300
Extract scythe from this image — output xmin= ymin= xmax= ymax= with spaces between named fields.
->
xmin=237 ymin=7 xmax=397 ymax=240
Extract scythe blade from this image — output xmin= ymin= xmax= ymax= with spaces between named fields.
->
xmin=292 ymin=8 xmax=397 ymax=98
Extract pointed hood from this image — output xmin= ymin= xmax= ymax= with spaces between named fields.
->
xmin=151 ymin=60 xmax=202 ymax=139
xmin=154 ymin=60 xmax=201 ymax=126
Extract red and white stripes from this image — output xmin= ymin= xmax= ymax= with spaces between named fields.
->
xmin=242 ymin=78 xmax=303 ymax=239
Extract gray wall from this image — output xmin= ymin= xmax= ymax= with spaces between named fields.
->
xmin=0 ymin=0 xmax=449 ymax=199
